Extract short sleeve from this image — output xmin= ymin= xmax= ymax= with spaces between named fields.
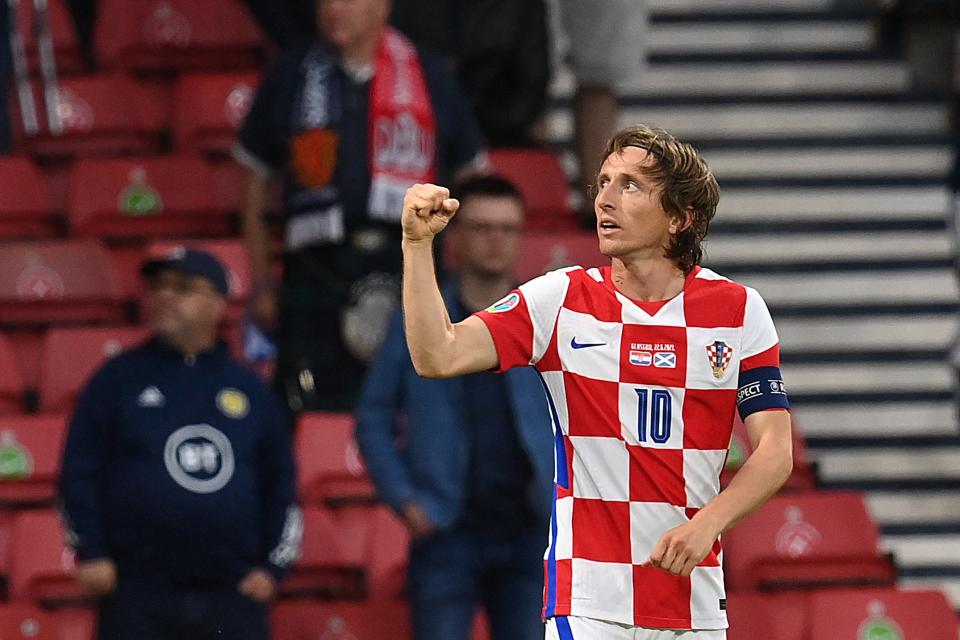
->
xmin=736 ymin=287 xmax=789 ymax=419
xmin=234 ymin=50 xmax=303 ymax=175
xmin=473 ymin=268 xmax=571 ymax=372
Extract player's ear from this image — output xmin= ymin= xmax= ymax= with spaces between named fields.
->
xmin=670 ymin=208 xmax=694 ymax=235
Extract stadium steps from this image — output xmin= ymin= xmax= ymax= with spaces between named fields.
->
xmin=552 ymin=0 xmax=960 ymax=610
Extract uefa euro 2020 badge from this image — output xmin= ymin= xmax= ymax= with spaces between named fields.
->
xmin=706 ymin=340 xmax=733 ymax=379
xmin=857 ymin=600 xmax=903 ymax=640
xmin=486 ymin=292 xmax=520 ymax=313
xmin=216 ymin=388 xmax=250 ymax=420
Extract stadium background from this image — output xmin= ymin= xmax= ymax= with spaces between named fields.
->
xmin=0 ymin=0 xmax=958 ymax=637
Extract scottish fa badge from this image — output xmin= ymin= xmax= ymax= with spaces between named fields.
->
xmin=706 ymin=340 xmax=733 ymax=379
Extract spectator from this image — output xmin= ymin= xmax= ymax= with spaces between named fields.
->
xmin=389 ymin=0 xmax=551 ymax=146
xmin=58 ymin=248 xmax=301 ymax=640
xmin=235 ymin=0 xmax=486 ymax=413
xmin=355 ymin=175 xmax=553 ymax=640
xmin=558 ymin=0 xmax=647 ymax=223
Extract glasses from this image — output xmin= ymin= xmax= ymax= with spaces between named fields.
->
xmin=457 ymin=221 xmax=522 ymax=236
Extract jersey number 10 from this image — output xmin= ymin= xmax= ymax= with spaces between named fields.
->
xmin=635 ymin=388 xmax=672 ymax=444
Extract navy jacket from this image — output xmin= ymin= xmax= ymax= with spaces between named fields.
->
xmin=58 ymin=338 xmax=300 ymax=590
xmin=355 ymin=281 xmax=554 ymax=530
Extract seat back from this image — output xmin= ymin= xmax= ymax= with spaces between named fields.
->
xmin=0 ymin=334 xmax=25 ymax=414
xmin=8 ymin=510 xmax=89 ymax=606
xmin=726 ymin=591 xmax=808 ymax=640
xmin=724 ymin=491 xmax=894 ymax=591
xmin=487 ymin=148 xmax=575 ymax=228
xmin=68 ymin=156 xmax=230 ymax=239
xmin=0 ymin=602 xmax=59 ymax=639
xmin=0 ymin=241 xmax=124 ymax=326
xmin=809 ymin=588 xmax=958 ymax=640
xmin=173 ymin=72 xmax=259 ymax=154
xmin=515 ymin=230 xmax=605 ymax=283
xmin=0 ymin=157 xmax=55 ymax=239
xmin=0 ymin=414 xmax=68 ymax=505
xmin=38 ymin=326 xmax=149 ymax=413
xmin=295 ymin=412 xmax=374 ymax=506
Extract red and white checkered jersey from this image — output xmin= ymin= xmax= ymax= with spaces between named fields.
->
xmin=474 ymin=264 xmax=786 ymax=630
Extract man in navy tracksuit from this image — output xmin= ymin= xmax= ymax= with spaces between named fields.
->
xmin=58 ymin=248 xmax=301 ymax=640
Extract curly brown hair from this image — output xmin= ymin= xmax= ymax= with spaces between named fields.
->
xmin=599 ymin=125 xmax=720 ymax=273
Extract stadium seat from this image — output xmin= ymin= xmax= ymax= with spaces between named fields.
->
xmin=48 ymin=607 xmax=95 ymax=640
xmin=295 ymin=412 xmax=375 ymax=507
xmin=173 ymin=72 xmax=259 ymax=155
xmin=280 ymin=505 xmax=367 ymax=599
xmin=0 ymin=157 xmax=57 ymax=239
xmin=722 ymin=414 xmax=816 ymax=490
xmin=723 ymin=491 xmax=896 ymax=591
xmin=515 ymin=230 xmax=604 ymax=283
xmin=24 ymin=75 xmax=165 ymax=158
xmin=15 ymin=0 xmax=82 ymax=75
xmin=0 ymin=414 xmax=68 ymax=506
xmin=38 ymin=326 xmax=149 ymax=414
xmin=808 ymin=588 xmax=958 ymax=640
xmin=726 ymin=591 xmax=808 ymax=640
xmin=67 ymin=156 xmax=231 ymax=240
xmin=7 ymin=509 xmax=90 ymax=606
xmin=271 ymin=599 xmax=410 ymax=640
xmin=365 ymin=506 xmax=409 ymax=600
xmin=0 ymin=240 xmax=125 ymax=326
xmin=487 ymin=148 xmax=576 ymax=229
xmin=0 ymin=334 xmax=25 ymax=414
xmin=144 ymin=239 xmax=251 ymax=316
xmin=0 ymin=602 xmax=59 ymax=639
xmin=95 ymin=0 xmax=264 ymax=73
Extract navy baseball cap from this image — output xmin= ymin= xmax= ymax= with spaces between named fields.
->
xmin=140 ymin=247 xmax=229 ymax=295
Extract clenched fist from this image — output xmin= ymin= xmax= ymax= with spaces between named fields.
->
xmin=401 ymin=183 xmax=460 ymax=243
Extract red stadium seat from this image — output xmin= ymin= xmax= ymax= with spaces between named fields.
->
xmin=295 ymin=412 xmax=375 ymax=507
xmin=726 ymin=591 xmax=808 ymax=640
xmin=67 ymin=156 xmax=231 ymax=240
xmin=0 ymin=602 xmax=59 ymax=639
xmin=365 ymin=506 xmax=409 ymax=599
xmin=487 ymin=148 xmax=576 ymax=229
xmin=38 ymin=326 xmax=149 ymax=414
xmin=515 ymin=230 xmax=604 ymax=283
xmin=808 ymin=588 xmax=958 ymax=640
xmin=0 ymin=240 xmax=124 ymax=326
xmin=724 ymin=491 xmax=896 ymax=591
xmin=0 ymin=334 xmax=25 ymax=414
xmin=722 ymin=413 xmax=816 ymax=490
xmin=0 ymin=414 xmax=68 ymax=505
xmin=0 ymin=157 xmax=57 ymax=239
xmin=272 ymin=599 xmax=410 ymax=640
xmin=15 ymin=0 xmax=83 ymax=75
xmin=7 ymin=509 xmax=91 ymax=606
xmin=173 ymin=72 xmax=259 ymax=155
xmin=24 ymin=75 xmax=165 ymax=158
xmin=95 ymin=0 xmax=264 ymax=73
xmin=48 ymin=607 xmax=95 ymax=640
xmin=281 ymin=505 xmax=367 ymax=599
xmin=144 ymin=239 xmax=251 ymax=311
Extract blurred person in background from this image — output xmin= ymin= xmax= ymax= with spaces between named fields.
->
xmin=235 ymin=0 xmax=486 ymax=413
xmin=355 ymin=175 xmax=553 ymax=640
xmin=58 ymin=248 xmax=301 ymax=640
xmin=389 ymin=0 xmax=551 ymax=147
xmin=558 ymin=0 xmax=648 ymax=225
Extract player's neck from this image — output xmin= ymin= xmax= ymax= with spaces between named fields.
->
xmin=459 ymin=271 xmax=513 ymax=313
xmin=610 ymin=256 xmax=686 ymax=302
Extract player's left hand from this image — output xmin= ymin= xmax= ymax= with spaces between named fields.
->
xmin=238 ymin=568 xmax=277 ymax=603
xmin=643 ymin=519 xmax=721 ymax=577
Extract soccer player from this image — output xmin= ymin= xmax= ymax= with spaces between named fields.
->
xmin=399 ymin=125 xmax=794 ymax=639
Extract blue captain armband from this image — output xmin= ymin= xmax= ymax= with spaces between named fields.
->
xmin=736 ymin=366 xmax=790 ymax=420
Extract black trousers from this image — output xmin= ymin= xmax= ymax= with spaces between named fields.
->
xmin=97 ymin=587 xmax=268 ymax=640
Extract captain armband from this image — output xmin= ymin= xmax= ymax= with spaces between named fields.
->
xmin=736 ymin=366 xmax=790 ymax=420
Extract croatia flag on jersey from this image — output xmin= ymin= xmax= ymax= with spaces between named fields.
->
xmin=475 ymin=265 xmax=789 ymax=631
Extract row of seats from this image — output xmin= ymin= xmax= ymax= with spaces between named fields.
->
xmin=16 ymin=0 xmax=264 ymax=76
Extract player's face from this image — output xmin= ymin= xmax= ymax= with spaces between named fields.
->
xmin=317 ymin=0 xmax=389 ymax=51
xmin=144 ymin=270 xmax=225 ymax=345
xmin=452 ymin=195 xmax=524 ymax=279
xmin=594 ymin=146 xmax=683 ymax=261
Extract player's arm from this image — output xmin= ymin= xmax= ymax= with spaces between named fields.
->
xmin=645 ymin=410 xmax=792 ymax=577
xmin=401 ymin=183 xmax=499 ymax=378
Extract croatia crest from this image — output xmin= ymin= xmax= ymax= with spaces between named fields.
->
xmin=706 ymin=340 xmax=733 ymax=379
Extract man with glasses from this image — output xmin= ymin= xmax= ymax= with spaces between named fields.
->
xmin=356 ymin=175 xmax=553 ymax=640
xmin=59 ymin=247 xmax=301 ymax=640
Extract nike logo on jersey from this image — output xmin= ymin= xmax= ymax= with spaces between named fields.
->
xmin=570 ymin=337 xmax=606 ymax=350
